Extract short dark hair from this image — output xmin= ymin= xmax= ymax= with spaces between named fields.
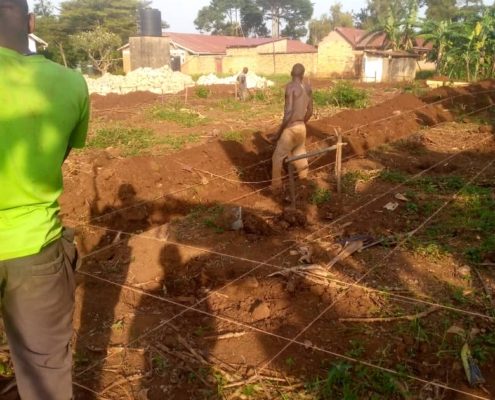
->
xmin=243 ymin=67 xmax=248 ymax=73
xmin=291 ymin=63 xmax=305 ymax=78
xmin=0 ymin=0 xmax=28 ymax=14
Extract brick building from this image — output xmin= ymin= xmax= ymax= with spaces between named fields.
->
xmin=120 ymin=32 xmax=317 ymax=75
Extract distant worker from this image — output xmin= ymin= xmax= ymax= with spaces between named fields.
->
xmin=271 ymin=63 xmax=313 ymax=189
xmin=0 ymin=0 xmax=89 ymax=399
xmin=237 ymin=67 xmax=250 ymax=101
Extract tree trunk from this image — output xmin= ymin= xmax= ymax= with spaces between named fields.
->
xmin=58 ymin=43 xmax=68 ymax=67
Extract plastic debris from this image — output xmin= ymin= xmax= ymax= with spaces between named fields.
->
xmin=395 ymin=193 xmax=409 ymax=202
xmin=461 ymin=343 xmax=485 ymax=387
xmin=384 ymin=202 xmax=399 ymax=211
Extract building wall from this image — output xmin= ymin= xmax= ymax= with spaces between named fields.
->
xmin=257 ymin=53 xmax=317 ymax=75
xmin=317 ymin=31 xmax=357 ymax=78
xmin=363 ymin=54 xmax=417 ymax=83
xmin=223 ymin=55 xmax=256 ymax=75
xmin=123 ymin=49 xmax=131 ymax=73
xmin=388 ymin=57 xmax=417 ymax=82
xmin=181 ymin=55 xmax=219 ymax=75
xmin=183 ymin=51 xmax=317 ymax=76
xmin=129 ymin=36 xmax=171 ymax=71
xmin=256 ymin=39 xmax=288 ymax=54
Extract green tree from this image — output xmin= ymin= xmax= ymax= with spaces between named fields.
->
xmin=308 ymin=2 xmax=353 ymax=45
xmin=59 ymin=0 xmax=145 ymax=41
xmin=256 ymin=0 xmax=314 ymax=39
xmin=366 ymin=0 xmax=420 ymax=50
xmin=425 ymin=0 xmax=459 ymax=21
xmin=419 ymin=19 xmax=452 ymax=71
xmin=194 ymin=0 xmax=266 ymax=36
xmin=71 ymin=26 xmax=121 ymax=73
xmin=420 ymin=6 xmax=495 ymax=80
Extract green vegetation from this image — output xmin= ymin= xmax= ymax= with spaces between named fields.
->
xmin=314 ymin=82 xmax=369 ymax=109
xmin=342 ymin=170 xmax=374 ymax=193
xmin=306 ymin=362 xmax=404 ymax=399
xmin=152 ymin=354 xmax=169 ymax=375
xmin=415 ymin=70 xmax=436 ymax=80
xmin=402 ymin=81 xmax=428 ymax=97
xmin=216 ymin=98 xmax=250 ymax=112
xmin=241 ymin=384 xmax=260 ymax=397
xmin=87 ymin=126 xmax=201 ymax=155
xmin=311 ymin=187 xmax=332 ymax=205
xmin=151 ymin=104 xmax=208 ymax=127
xmin=221 ymin=130 xmax=246 ymax=143
xmin=378 ymin=169 xmax=408 ymax=184
xmin=195 ymin=86 xmax=210 ymax=99
xmin=87 ymin=127 xmax=158 ymax=156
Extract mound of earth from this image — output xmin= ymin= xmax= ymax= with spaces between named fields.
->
xmin=308 ymin=93 xmax=453 ymax=154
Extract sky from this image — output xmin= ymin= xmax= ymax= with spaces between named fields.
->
xmin=27 ymin=0 xmax=495 ymax=33
xmin=27 ymin=0 xmax=368 ymax=32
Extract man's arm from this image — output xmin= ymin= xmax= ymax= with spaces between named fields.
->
xmin=64 ymin=79 xmax=90 ymax=162
xmin=273 ymin=85 xmax=294 ymax=142
xmin=304 ymin=86 xmax=313 ymax=123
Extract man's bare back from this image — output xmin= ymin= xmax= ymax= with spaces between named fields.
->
xmin=284 ymin=80 xmax=313 ymax=128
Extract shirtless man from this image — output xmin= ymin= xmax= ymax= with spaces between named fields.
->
xmin=271 ymin=63 xmax=313 ymax=188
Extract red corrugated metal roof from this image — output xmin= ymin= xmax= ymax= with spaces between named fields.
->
xmin=287 ymin=40 xmax=317 ymax=53
xmin=165 ymin=32 xmax=316 ymax=54
xmin=357 ymin=31 xmax=388 ymax=49
xmin=335 ymin=27 xmax=367 ymax=47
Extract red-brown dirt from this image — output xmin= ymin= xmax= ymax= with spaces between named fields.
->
xmin=5 ymin=81 xmax=494 ymax=400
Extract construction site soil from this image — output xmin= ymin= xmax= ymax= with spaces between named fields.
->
xmin=7 ymin=80 xmax=495 ymax=400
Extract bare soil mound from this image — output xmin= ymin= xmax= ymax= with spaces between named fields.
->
xmin=308 ymin=93 xmax=453 ymax=154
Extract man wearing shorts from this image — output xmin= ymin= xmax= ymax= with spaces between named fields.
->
xmin=271 ymin=63 xmax=313 ymax=189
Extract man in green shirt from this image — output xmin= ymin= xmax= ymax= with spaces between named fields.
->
xmin=0 ymin=0 xmax=89 ymax=398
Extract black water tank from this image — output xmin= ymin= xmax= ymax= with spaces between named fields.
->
xmin=140 ymin=8 xmax=162 ymax=37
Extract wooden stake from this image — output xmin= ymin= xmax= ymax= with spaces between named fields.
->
xmin=335 ymin=129 xmax=343 ymax=195
xmin=288 ymin=162 xmax=296 ymax=209
xmin=184 ymin=84 xmax=188 ymax=104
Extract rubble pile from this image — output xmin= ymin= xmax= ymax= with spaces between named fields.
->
xmin=197 ymin=72 xmax=274 ymax=89
xmin=85 ymin=66 xmax=195 ymax=95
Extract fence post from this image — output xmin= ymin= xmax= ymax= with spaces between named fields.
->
xmin=288 ymin=163 xmax=296 ymax=209
xmin=335 ymin=129 xmax=343 ymax=195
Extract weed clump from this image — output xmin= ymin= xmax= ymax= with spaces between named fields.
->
xmin=195 ymin=86 xmax=210 ymax=99
xmin=314 ymin=81 xmax=369 ymax=108
xmin=151 ymin=103 xmax=208 ymax=127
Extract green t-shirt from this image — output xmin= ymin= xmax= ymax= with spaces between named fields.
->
xmin=0 ymin=46 xmax=89 ymax=261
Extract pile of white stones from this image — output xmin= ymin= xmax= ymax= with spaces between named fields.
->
xmin=197 ymin=72 xmax=274 ymax=89
xmin=85 ymin=66 xmax=195 ymax=95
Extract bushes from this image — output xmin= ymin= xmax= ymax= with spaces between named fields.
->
xmin=314 ymin=81 xmax=369 ymax=108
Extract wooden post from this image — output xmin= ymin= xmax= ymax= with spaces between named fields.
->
xmin=184 ymin=83 xmax=188 ymax=104
xmin=288 ymin=162 xmax=296 ymax=209
xmin=335 ymin=130 xmax=343 ymax=195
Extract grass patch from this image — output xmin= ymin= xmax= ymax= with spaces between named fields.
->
xmin=415 ymin=70 xmax=436 ymax=80
xmin=221 ymin=130 xmax=245 ymax=143
xmin=306 ymin=362 xmax=405 ymax=399
xmin=88 ymin=127 xmax=158 ymax=156
xmin=216 ymin=98 xmax=250 ymax=112
xmin=379 ymin=169 xmax=408 ymax=184
xmin=342 ymin=170 xmax=374 ymax=193
xmin=311 ymin=187 xmax=332 ymax=205
xmin=161 ymin=133 xmax=201 ymax=150
xmin=195 ymin=86 xmax=210 ymax=99
xmin=402 ymin=81 xmax=428 ymax=97
xmin=151 ymin=104 xmax=208 ymax=127
xmin=264 ymin=74 xmax=291 ymax=86
xmin=314 ymin=81 xmax=369 ymax=108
